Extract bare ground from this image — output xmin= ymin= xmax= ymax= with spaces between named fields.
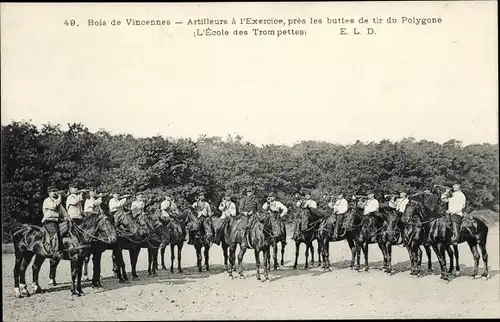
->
xmin=3 ymin=225 xmax=499 ymax=321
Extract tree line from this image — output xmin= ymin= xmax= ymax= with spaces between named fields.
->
xmin=2 ymin=121 xmax=499 ymax=241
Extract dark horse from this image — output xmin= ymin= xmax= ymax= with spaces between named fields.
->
xmin=12 ymin=214 xmax=117 ymax=298
xmin=404 ymin=193 xmax=490 ymax=281
xmin=383 ymin=205 xmax=434 ymax=275
xmin=213 ymin=215 xmax=232 ymax=271
xmin=136 ymin=211 xmax=172 ymax=277
xmin=268 ymin=211 xmax=287 ymax=270
xmin=185 ymin=210 xmax=215 ymax=272
xmin=159 ymin=210 xmax=188 ymax=273
xmin=226 ymin=212 xmax=273 ymax=281
xmin=292 ymin=206 xmax=323 ymax=270
xmin=317 ymin=202 xmax=363 ymax=271
xmin=109 ymin=210 xmax=150 ymax=281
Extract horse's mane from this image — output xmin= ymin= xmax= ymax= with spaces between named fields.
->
xmin=80 ymin=213 xmax=103 ymax=230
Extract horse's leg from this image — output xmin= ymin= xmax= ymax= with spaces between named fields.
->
xmin=362 ymin=242 xmax=369 ymax=272
xmin=222 ymin=243 xmax=229 ymax=271
xmin=76 ymin=253 xmax=85 ymax=296
xmin=264 ymin=247 xmax=270 ymax=281
xmin=355 ymin=241 xmax=361 ymax=270
xmin=31 ymin=255 xmax=46 ymax=294
xmin=445 ymin=246 xmax=454 ymax=275
xmin=204 ymin=245 xmax=210 ymax=272
xmin=452 ymin=245 xmax=460 ymax=276
xmin=273 ymin=241 xmax=278 ymax=271
xmin=254 ymin=249 xmax=261 ymax=280
xmin=325 ymin=240 xmax=332 ymax=271
xmin=416 ymin=246 xmax=423 ymax=275
xmin=304 ymin=242 xmax=310 ymax=269
xmin=70 ymin=254 xmax=79 ymax=296
xmin=195 ymin=244 xmax=202 ymax=272
xmin=317 ymin=239 xmax=323 ymax=267
xmin=114 ymin=248 xmax=127 ymax=283
xmin=293 ymin=241 xmax=300 ymax=269
xmin=237 ymin=245 xmax=247 ymax=277
xmin=170 ymin=244 xmax=175 ymax=273
xmin=177 ymin=242 xmax=184 ymax=273
xmin=161 ymin=246 xmax=167 ymax=270
xmin=310 ymin=241 xmax=315 ymax=266
xmin=386 ymin=243 xmax=393 ymax=274
xmin=147 ymin=248 xmax=153 ymax=276
xmin=378 ymin=242 xmax=388 ymax=272
xmin=48 ymin=255 xmax=61 ymax=286
xmin=19 ymin=252 xmax=34 ymax=297
xmin=92 ymin=250 xmax=103 ymax=288
xmin=478 ymin=238 xmax=489 ymax=279
xmin=467 ymin=240 xmax=480 ymax=278
xmin=228 ymin=244 xmax=236 ymax=278
xmin=424 ymin=245 xmax=433 ymax=271
xmin=407 ymin=245 xmax=415 ymax=275
xmin=435 ymin=243 xmax=448 ymax=281
xmin=82 ymin=254 xmax=90 ymax=281
xmin=130 ymin=247 xmax=140 ymax=280
xmin=13 ymin=249 xmax=23 ymax=298
xmin=280 ymin=240 xmax=286 ymax=266
xmin=347 ymin=238 xmax=356 ymax=269
xmin=152 ymin=248 xmax=159 ymax=275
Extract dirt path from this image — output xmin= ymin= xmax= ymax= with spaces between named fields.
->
xmin=3 ymin=225 xmax=499 ymax=320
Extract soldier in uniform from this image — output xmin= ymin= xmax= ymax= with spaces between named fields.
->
xmin=42 ymin=186 xmax=66 ymax=257
xmin=440 ymin=184 xmax=467 ymax=246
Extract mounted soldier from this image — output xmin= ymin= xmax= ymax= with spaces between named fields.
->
xmin=262 ymin=192 xmax=288 ymax=218
xmin=84 ymin=189 xmax=105 ymax=216
xmin=238 ymin=187 xmax=259 ymax=247
xmin=293 ymin=189 xmax=318 ymax=241
xmin=214 ymin=192 xmax=237 ymax=245
xmin=362 ymin=193 xmax=380 ymax=216
xmin=109 ymin=193 xmax=128 ymax=215
xmin=188 ymin=192 xmax=213 ymax=245
xmin=388 ymin=192 xmax=410 ymax=214
xmin=439 ymin=183 xmax=467 ymax=246
xmin=41 ymin=186 xmax=68 ymax=258
xmin=160 ymin=193 xmax=180 ymax=221
xmin=330 ymin=193 xmax=349 ymax=239
xmin=131 ymin=194 xmax=146 ymax=219
xmin=66 ymin=185 xmax=89 ymax=226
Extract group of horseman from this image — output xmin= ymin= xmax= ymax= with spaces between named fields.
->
xmin=40 ymin=181 xmax=467 ymax=259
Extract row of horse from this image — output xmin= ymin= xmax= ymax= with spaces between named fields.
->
xmin=11 ymin=191 xmax=490 ymax=298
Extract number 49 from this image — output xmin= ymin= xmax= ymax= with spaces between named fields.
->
xmin=64 ymin=20 xmax=76 ymax=26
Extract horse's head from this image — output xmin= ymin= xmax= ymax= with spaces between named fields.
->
xmin=384 ymin=208 xmax=402 ymax=243
xmin=118 ymin=211 xmax=148 ymax=236
xmin=81 ymin=213 xmax=117 ymax=244
xmin=402 ymin=200 xmax=424 ymax=224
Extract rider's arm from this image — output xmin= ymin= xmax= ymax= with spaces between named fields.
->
xmin=279 ymin=202 xmax=288 ymax=217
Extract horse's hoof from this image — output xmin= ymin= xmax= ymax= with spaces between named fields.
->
xmin=49 ymin=279 xmax=57 ymax=286
xmin=178 ymin=269 xmax=183 ymax=273
xmin=83 ymin=275 xmax=90 ymax=282
xmin=118 ymin=279 xmax=126 ymax=284
xmin=427 ymin=268 xmax=433 ymax=272
xmin=132 ymin=277 xmax=140 ymax=281
xmin=454 ymin=271 xmax=461 ymax=277
xmin=292 ymin=266 xmax=297 ymax=270
xmin=481 ymin=275 xmax=489 ymax=281
xmin=14 ymin=288 xmax=22 ymax=298
xmin=78 ymin=291 xmax=85 ymax=296
xmin=206 ymin=268 xmax=210 ymax=272
xmin=71 ymin=291 xmax=80 ymax=297
xmin=256 ymin=276 xmax=261 ymax=281
xmin=469 ymin=275 xmax=477 ymax=279
xmin=162 ymin=266 xmax=167 ymax=270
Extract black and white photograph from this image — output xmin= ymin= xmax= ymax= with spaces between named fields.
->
xmin=1 ymin=1 xmax=498 ymax=320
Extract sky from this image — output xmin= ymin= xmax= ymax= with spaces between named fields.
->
xmin=1 ymin=2 xmax=498 ymax=146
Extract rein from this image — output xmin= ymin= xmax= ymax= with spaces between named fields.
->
xmin=73 ymin=222 xmax=113 ymax=244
